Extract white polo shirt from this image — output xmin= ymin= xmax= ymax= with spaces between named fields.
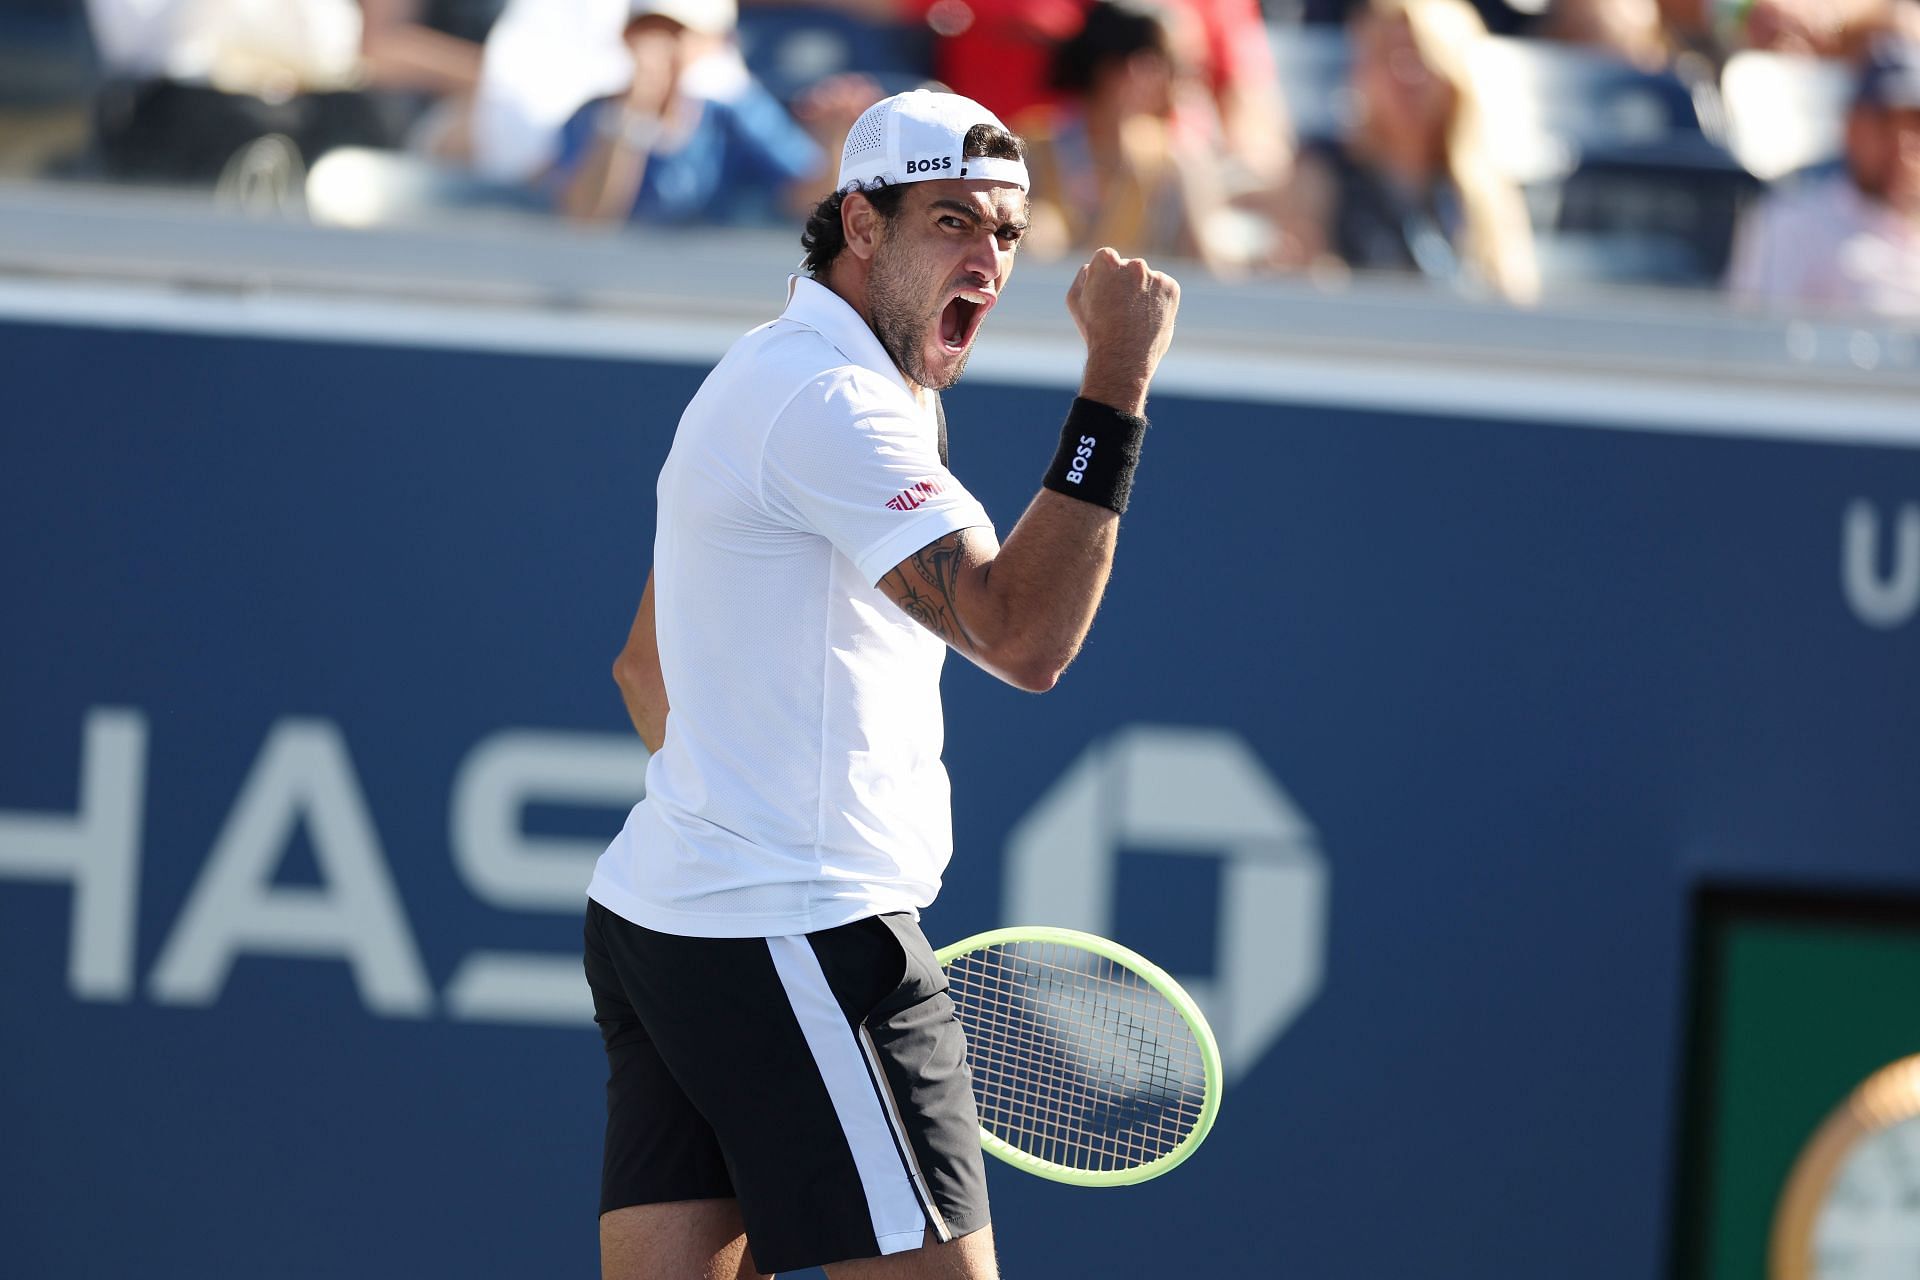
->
xmin=588 ymin=276 xmax=995 ymax=938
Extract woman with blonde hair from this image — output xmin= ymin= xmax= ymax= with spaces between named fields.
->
xmin=1274 ymin=0 xmax=1540 ymax=303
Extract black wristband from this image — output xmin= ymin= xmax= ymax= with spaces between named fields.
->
xmin=1042 ymin=397 xmax=1148 ymax=515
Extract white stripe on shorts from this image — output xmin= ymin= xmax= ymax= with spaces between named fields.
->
xmin=857 ymin=1023 xmax=952 ymax=1243
xmin=766 ymin=935 xmax=927 ymax=1257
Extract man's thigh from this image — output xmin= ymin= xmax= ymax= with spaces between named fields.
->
xmin=600 ymin=1199 xmax=766 ymax=1280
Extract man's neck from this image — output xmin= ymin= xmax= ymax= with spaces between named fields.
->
xmin=818 ymin=263 xmax=872 ymax=336
xmin=816 ymin=263 xmax=928 ymax=399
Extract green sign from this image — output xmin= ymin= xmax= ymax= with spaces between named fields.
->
xmin=1671 ymin=889 xmax=1920 ymax=1279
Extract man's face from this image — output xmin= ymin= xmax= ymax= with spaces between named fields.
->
xmin=1887 ymin=107 xmax=1920 ymax=210
xmin=1352 ymin=14 xmax=1449 ymax=145
xmin=1849 ymin=104 xmax=1920 ymax=212
xmin=865 ymin=179 xmax=1029 ymax=392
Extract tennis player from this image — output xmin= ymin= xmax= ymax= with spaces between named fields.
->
xmin=586 ymin=88 xmax=1179 ymax=1279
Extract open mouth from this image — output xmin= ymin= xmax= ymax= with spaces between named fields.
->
xmin=937 ymin=288 xmax=995 ymax=354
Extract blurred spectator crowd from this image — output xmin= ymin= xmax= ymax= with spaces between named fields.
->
xmin=0 ymin=0 xmax=1916 ymax=314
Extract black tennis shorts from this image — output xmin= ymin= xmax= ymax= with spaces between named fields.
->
xmin=582 ymin=900 xmax=991 ymax=1274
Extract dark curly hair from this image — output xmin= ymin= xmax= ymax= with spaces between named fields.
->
xmin=1051 ymin=0 xmax=1172 ymax=95
xmin=800 ymin=122 xmax=1029 ymax=277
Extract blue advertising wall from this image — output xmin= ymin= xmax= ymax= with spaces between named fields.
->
xmin=3 ymin=307 xmax=1918 ymax=1279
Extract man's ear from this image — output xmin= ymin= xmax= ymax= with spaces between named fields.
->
xmin=843 ymin=191 xmax=884 ymax=262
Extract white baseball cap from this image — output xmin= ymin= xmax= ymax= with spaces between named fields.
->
xmin=836 ymin=89 xmax=1030 ymax=193
xmin=627 ymin=0 xmax=736 ymax=35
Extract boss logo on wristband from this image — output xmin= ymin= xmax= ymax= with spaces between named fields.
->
xmin=1065 ymin=435 xmax=1096 ymax=483
xmin=1043 ymin=400 xmax=1147 ymax=514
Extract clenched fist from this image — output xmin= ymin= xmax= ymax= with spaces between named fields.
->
xmin=1067 ymin=248 xmax=1180 ymax=417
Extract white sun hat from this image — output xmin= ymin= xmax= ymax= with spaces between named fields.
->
xmin=836 ymin=89 xmax=1030 ymax=193
xmin=628 ymin=0 xmax=737 ymax=35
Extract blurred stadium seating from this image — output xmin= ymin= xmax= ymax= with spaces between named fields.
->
xmin=0 ymin=4 xmax=1884 ymax=301
xmin=1267 ymin=24 xmax=1783 ymax=290
xmin=304 ymin=145 xmax=546 ymax=228
xmin=0 ymin=0 xmax=94 ymax=107
xmin=0 ymin=0 xmax=94 ymax=179
xmin=1548 ymin=135 xmax=1762 ymax=286
xmin=734 ymin=3 xmax=931 ymax=104
xmin=1719 ymin=49 xmax=1851 ymax=180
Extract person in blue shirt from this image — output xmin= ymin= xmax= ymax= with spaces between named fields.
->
xmin=555 ymin=0 xmax=877 ymax=227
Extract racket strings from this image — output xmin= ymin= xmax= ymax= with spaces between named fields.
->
xmin=945 ymin=941 xmax=1208 ymax=1173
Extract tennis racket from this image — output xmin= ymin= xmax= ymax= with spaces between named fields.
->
xmin=934 ymin=926 xmax=1223 ymax=1187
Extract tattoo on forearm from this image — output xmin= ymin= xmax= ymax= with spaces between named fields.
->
xmin=884 ymin=575 xmax=958 ymax=644
xmin=881 ymin=531 xmax=979 ymax=653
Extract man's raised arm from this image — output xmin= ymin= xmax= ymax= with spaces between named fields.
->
xmin=877 ymin=248 xmax=1179 ymax=692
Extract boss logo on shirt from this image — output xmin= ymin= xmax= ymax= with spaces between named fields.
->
xmin=905 ymin=157 xmax=953 ymax=174
xmin=886 ymin=479 xmax=946 ymax=511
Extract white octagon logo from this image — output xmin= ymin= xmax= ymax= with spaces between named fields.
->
xmin=1002 ymin=725 xmax=1328 ymax=1085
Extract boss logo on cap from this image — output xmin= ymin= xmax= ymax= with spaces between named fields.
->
xmin=905 ymin=157 xmax=953 ymax=174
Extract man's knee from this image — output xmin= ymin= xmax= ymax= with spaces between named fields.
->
xmin=824 ymin=1224 xmax=998 ymax=1279
xmin=600 ymin=1199 xmax=766 ymax=1280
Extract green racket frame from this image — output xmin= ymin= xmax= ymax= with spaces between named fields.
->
xmin=934 ymin=925 xmax=1224 ymax=1187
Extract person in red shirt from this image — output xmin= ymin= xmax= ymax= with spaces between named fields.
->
xmin=904 ymin=0 xmax=1291 ymax=185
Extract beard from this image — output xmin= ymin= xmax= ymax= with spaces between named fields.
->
xmin=867 ymin=235 xmax=970 ymax=391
